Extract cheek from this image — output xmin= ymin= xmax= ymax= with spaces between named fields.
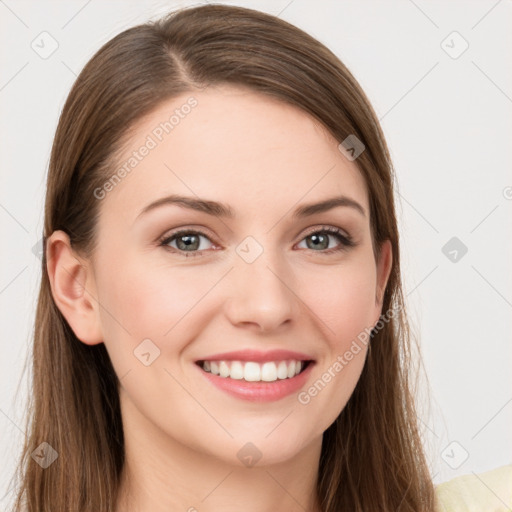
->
xmin=301 ymin=259 xmax=377 ymax=346
xmin=294 ymin=262 xmax=376 ymax=424
xmin=94 ymin=253 xmax=225 ymax=388
xmin=97 ymin=256 xmax=215 ymax=341
xmin=94 ymin=257 xmax=212 ymax=426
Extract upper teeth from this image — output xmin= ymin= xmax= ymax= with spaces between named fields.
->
xmin=201 ymin=360 xmax=304 ymax=382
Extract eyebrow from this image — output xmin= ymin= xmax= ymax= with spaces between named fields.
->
xmin=135 ymin=193 xmax=366 ymax=221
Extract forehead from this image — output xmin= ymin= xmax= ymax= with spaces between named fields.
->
xmin=100 ymin=84 xmax=369 ymax=224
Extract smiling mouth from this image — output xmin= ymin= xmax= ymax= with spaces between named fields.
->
xmin=195 ymin=359 xmax=313 ymax=382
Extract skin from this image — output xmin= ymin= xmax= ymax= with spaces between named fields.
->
xmin=46 ymin=84 xmax=392 ymax=512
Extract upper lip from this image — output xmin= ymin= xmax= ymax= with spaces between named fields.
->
xmin=196 ymin=349 xmax=315 ymax=363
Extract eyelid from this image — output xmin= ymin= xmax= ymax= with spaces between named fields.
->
xmin=159 ymin=223 xmax=351 ymax=241
xmin=158 ymin=225 xmax=217 ymax=243
xmin=300 ymin=224 xmax=350 ymax=240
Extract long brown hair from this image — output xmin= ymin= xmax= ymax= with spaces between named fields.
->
xmin=10 ymin=4 xmax=436 ymax=511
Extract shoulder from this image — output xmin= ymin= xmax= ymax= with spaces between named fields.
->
xmin=434 ymin=464 xmax=512 ymax=512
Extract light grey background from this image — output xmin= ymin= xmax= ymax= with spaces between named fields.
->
xmin=1 ymin=0 xmax=511 ymax=508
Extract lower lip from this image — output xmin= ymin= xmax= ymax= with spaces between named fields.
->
xmin=195 ymin=361 xmax=315 ymax=402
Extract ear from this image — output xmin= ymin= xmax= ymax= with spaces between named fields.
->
xmin=46 ymin=230 xmax=103 ymax=345
xmin=373 ymin=239 xmax=393 ymax=323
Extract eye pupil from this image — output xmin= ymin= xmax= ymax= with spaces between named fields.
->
xmin=307 ymin=233 xmax=328 ymax=250
xmin=177 ymin=234 xmax=199 ymax=251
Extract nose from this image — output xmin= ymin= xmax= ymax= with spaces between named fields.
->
xmin=223 ymin=249 xmax=299 ymax=333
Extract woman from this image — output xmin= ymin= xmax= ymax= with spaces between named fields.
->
xmin=9 ymin=4 xmax=510 ymax=511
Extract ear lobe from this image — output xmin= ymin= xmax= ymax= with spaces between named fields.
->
xmin=46 ymin=230 xmax=103 ymax=345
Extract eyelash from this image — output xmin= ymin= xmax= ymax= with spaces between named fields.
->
xmin=158 ymin=225 xmax=356 ymax=258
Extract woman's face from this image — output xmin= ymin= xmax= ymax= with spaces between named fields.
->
xmin=64 ymin=85 xmax=391 ymax=466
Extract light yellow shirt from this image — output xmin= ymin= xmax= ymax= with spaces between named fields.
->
xmin=435 ymin=464 xmax=512 ymax=511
